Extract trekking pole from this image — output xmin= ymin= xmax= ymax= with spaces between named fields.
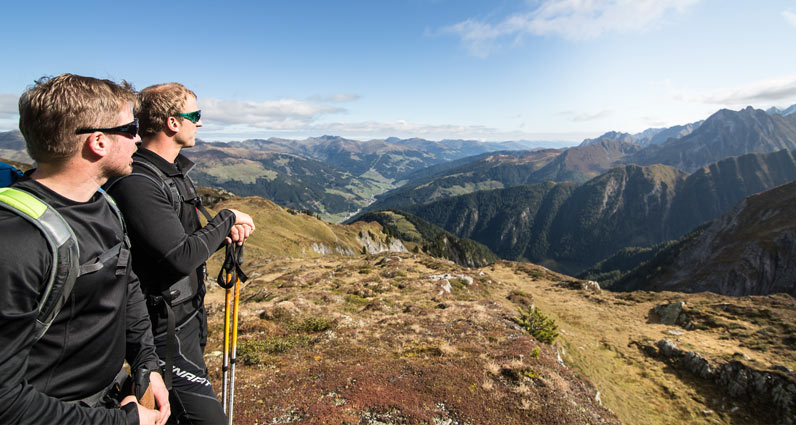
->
xmin=216 ymin=242 xmax=247 ymax=424
xmin=221 ymin=277 xmax=232 ymax=413
xmin=228 ymin=269 xmax=241 ymax=425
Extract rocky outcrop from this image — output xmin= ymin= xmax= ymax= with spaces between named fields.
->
xmin=642 ymin=339 xmax=796 ymax=424
xmin=311 ymin=243 xmax=357 ymax=256
xmin=356 ymin=232 xmax=408 ymax=255
xmin=648 ymin=301 xmax=691 ymax=327
xmin=557 ymin=280 xmax=601 ymax=292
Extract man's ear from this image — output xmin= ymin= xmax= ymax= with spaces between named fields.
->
xmin=166 ymin=116 xmax=181 ymax=133
xmin=84 ymin=132 xmax=111 ymax=158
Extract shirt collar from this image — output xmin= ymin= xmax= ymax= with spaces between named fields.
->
xmin=134 ymin=147 xmax=195 ymax=177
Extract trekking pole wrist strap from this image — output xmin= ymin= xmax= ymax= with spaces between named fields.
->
xmin=217 ymin=243 xmax=247 ymax=289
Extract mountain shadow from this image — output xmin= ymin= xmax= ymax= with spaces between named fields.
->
xmin=612 ymin=181 xmax=796 ymax=296
xmin=403 ymin=150 xmax=796 ymax=275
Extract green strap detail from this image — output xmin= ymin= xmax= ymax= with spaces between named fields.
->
xmin=0 ymin=187 xmax=47 ymax=218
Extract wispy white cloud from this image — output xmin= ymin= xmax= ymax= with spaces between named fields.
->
xmin=0 ymin=93 xmax=19 ymax=118
xmin=670 ymin=73 xmax=796 ymax=105
xmin=199 ymin=117 xmax=589 ymax=143
xmin=558 ymin=109 xmax=613 ymax=122
xmin=784 ymin=9 xmax=796 ymax=27
xmin=201 ymin=98 xmax=346 ymax=129
xmin=307 ymin=93 xmax=361 ymax=103
xmin=442 ymin=0 xmax=700 ymax=57
xmin=313 ymin=120 xmax=494 ymax=137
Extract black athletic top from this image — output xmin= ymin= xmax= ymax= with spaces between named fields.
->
xmin=106 ymin=148 xmax=235 ymax=333
xmin=0 ymin=177 xmax=159 ymax=424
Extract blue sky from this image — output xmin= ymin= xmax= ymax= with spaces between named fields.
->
xmin=1 ymin=0 xmax=795 ymax=144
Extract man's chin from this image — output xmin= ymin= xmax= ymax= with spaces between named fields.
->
xmin=107 ymin=164 xmax=134 ymax=179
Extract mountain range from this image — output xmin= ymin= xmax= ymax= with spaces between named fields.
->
xmin=362 ymin=106 xmax=796 ymax=216
xmin=627 ymin=107 xmax=796 ymax=172
xmin=2 ymin=104 xmax=795 ymax=224
xmin=184 ymin=136 xmax=545 ymax=221
xmin=579 ymin=120 xmax=703 ymax=147
xmin=397 ymin=149 xmax=796 ymax=274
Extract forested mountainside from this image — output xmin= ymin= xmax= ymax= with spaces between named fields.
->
xmin=400 ymin=150 xmax=796 ymax=274
xmin=612 ymin=181 xmax=796 ymax=297
xmin=364 ymin=139 xmax=638 ymax=213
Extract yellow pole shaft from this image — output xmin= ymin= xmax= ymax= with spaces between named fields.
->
xmin=228 ymin=276 xmax=241 ymax=425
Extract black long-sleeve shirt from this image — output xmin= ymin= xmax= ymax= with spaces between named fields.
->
xmin=0 ymin=177 xmax=159 ymax=424
xmin=106 ymin=148 xmax=235 ymax=332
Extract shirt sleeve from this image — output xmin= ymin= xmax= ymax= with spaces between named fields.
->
xmin=108 ymin=174 xmax=235 ymax=282
xmin=125 ymin=270 xmax=160 ymax=374
xmin=0 ymin=213 xmax=132 ymax=425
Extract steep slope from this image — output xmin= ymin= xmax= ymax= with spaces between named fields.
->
xmin=614 ymin=181 xmax=796 ymax=296
xmin=404 ymin=182 xmax=577 ymax=264
xmin=353 ymin=210 xmax=499 ymax=267
xmin=629 ymin=107 xmax=796 ymax=172
xmin=362 ymin=149 xmax=564 ymax=212
xmin=366 ymin=141 xmax=638 ymax=214
xmin=531 ymin=139 xmax=641 ymax=184
xmin=202 ymin=195 xmax=406 ymax=260
xmin=402 ymin=150 xmax=796 ymax=274
xmin=547 ymin=164 xmax=686 ymax=270
xmin=666 ymin=149 xmax=796 ymax=237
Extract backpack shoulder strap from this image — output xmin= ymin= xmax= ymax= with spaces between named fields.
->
xmin=76 ymin=189 xmax=132 ymax=277
xmin=105 ymin=159 xmax=183 ymax=215
xmin=0 ymin=187 xmax=80 ymax=342
xmin=135 ymin=160 xmax=182 ymax=215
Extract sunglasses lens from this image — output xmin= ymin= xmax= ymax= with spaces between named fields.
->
xmin=128 ymin=119 xmax=139 ymax=137
xmin=118 ymin=119 xmax=138 ymax=138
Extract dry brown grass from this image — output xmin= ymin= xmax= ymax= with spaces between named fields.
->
xmin=201 ymin=251 xmax=795 ymax=425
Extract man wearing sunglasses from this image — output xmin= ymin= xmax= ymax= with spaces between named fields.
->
xmin=106 ymin=83 xmax=255 ymax=424
xmin=0 ymin=74 xmax=169 ymax=424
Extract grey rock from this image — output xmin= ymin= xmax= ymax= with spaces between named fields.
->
xmin=651 ymin=301 xmax=688 ymax=325
xmin=656 ymin=339 xmax=678 ymax=357
xmin=683 ymin=351 xmax=712 ymax=379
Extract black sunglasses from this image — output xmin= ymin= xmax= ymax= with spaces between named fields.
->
xmin=76 ymin=118 xmax=139 ymax=138
xmin=175 ymin=110 xmax=201 ymax=123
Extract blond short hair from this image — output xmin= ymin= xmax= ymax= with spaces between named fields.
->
xmin=18 ymin=74 xmax=137 ymax=164
xmin=137 ymin=83 xmax=197 ymax=138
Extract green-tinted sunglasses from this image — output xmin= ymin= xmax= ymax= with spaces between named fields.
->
xmin=175 ymin=110 xmax=201 ymax=123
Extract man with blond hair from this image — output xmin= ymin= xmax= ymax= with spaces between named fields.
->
xmin=107 ymin=83 xmax=254 ymax=424
xmin=0 ymin=74 xmax=169 ymax=424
